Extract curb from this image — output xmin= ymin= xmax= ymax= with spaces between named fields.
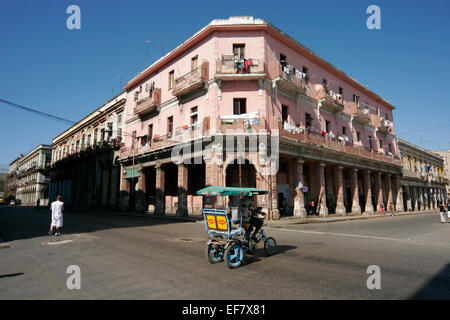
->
xmin=28 ymin=205 xmax=438 ymax=225
xmin=267 ymin=210 xmax=437 ymax=226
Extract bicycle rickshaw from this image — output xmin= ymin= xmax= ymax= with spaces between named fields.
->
xmin=196 ymin=186 xmax=277 ymax=268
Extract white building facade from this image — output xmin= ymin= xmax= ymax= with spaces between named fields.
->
xmin=15 ymin=145 xmax=52 ymax=206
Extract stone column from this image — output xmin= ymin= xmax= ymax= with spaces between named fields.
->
xmin=434 ymin=188 xmax=437 ymax=205
xmin=135 ymin=167 xmax=146 ymax=213
xmin=109 ymin=165 xmax=119 ymax=209
xmin=334 ymin=166 xmax=346 ymax=216
xmin=435 ymin=188 xmax=438 ymax=208
xmin=101 ymin=164 xmax=110 ymax=209
xmin=419 ymin=187 xmax=424 ymax=211
xmin=176 ymin=164 xmax=188 ymax=217
xmin=155 ymin=163 xmax=165 ymax=215
xmin=405 ymin=185 xmax=412 ymax=211
xmin=411 ymin=186 xmax=420 ymax=211
xmin=375 ymin=172 xmax=383 ymax=212
xmin=386 ymin=174 xmax=393 ymax=212
xmin=325 ymin=166 xmax=334 ymax=208
xmin=394 ymin=175 xmax=403 ymax=212
xmin=119 ymin=165 xmax=130 ymax=211
xmin=293 ymin=159 xmax=307 ymax=218
xmin=318 ymin=162 xmax=328 ymax=217
xmin=428 ymin=188 xmax=433 ymax=209
xmin=87 ymin=164 xmax=94 ymax=208
xmin=429 ymin=188 xmax=432 ymax=209
xmin=424 ymin=188 xmax=429 ymax=210
xmin=95 ymin=160 xmax=103 ymax=208
xmin=351 ymin=168 xmax=361 ymax=215
xmin=270 ymin=173 xmax=280 ymax=220
xmin=363 ymin=170 xmax=374 ymax=214
xmin=429 ymin=188 xmax=433 ymax=209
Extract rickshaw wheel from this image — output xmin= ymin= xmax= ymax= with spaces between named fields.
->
xmin=225 ymin=243 xmax=244 ymax=268
xmin=206 ymin=244 xmax=224 ymax=263
xmin=264 ymin=237 xmax=277 ymax=256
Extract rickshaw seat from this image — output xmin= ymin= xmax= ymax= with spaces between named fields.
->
xmin=203 ymin=208 xmax=243 ymax=238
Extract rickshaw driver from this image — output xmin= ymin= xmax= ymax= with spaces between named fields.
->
xmin=240 ymin=196 xmax=264 ymax=241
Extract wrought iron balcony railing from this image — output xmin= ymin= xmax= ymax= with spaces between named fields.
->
xmin=215 ymin=56 xmax=265 ymax=80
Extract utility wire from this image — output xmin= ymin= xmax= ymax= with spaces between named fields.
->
xmin=0 ymin=98 xmax=76 ymax=125
xmin=398 ymin=122 xmax=450 ymax=136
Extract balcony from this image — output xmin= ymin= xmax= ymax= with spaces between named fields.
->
xmin=215 ymin=56 xmax=265 ymax=81
xmin=217 ymin=112 xmax=267 ymax=134
xmin=172 ymin=61 xmax=209 ymax=97
xmin=315 ymin=84 xmax=344 ymax=113
xmin=371 ymin=114 xmax=393 ymax=134
xmin=348 ymin=102 xmax=371 ymax=125
xmin=276 ymin=64 xmax=307 ymax=94
xmin=279 ymin=121 xmax=401 ymax=166
xmin=134 ymin=88 xmax=161 ymax=117
xmin=118 ymin=117 xmax=210 ymax=160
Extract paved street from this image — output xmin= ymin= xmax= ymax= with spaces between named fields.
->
xmin=0 ymin=206 xmax=449 ymax=299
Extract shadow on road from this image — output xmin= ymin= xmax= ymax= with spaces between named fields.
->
xmin=409 ymin=264 xmax=450 ymax=300
xmin=0 ymin=272 xmax=24 ymax=279
xmin=242 ymin=245 xmax=297 ymax=267
xmin=0 ymin=206 xmax=199 ymax=242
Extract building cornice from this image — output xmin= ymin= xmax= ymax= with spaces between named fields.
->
xmin=124 ymin=17 xmax=395 ymax=111
xmin=53 ymin=93 xmax=126 ymax=145
xmin=398 ymin=138 xmax=444 ymax=163
xmin=19 ymin=145 xmax=52 ymax=164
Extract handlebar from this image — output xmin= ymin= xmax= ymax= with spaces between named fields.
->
xmin=251 ymin=207 xmax=265 ymax=216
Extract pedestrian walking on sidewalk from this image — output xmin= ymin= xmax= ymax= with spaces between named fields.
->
xmin=438 ymin=201 xmax=448 ymax=224
xmin=49 ymin=195 xmax=64 ymax=236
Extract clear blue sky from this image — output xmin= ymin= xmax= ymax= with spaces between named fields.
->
xmin=1 ymin=0 xmax=449 ymax=171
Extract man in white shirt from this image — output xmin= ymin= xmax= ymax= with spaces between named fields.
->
xmin=49 ymin=195 xmax=64 ymax=236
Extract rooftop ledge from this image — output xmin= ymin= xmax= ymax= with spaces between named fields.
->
xmin=124 ymin=16 xmax=395 ymax=111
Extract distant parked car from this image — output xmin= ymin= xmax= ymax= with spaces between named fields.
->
xmin=0 ymin=197 xmax=8 ymax=205
xmin=14 ymin=199 xmax=21 ymax=205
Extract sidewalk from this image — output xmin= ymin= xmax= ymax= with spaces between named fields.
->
xmin=76 ymin=207 xmax=438 ymax=226
xmin=266 ymin=209 xmax=438 ymax=226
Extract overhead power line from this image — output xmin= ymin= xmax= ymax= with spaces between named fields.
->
xmin=398 ymin=123 xmax=450 ymax=136
xmin=0 ymin=98 xmax=75 ymax=125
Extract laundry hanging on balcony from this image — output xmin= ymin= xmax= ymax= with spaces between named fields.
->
xmin=283 ymin=121 xmax=301 ymax=134
xmin=295 ymin=69 xmax=306 ymax=79
xmin=234 ymin=59 xmax=245 ymax=70
xmin=244 ymin=59 xmax=253 ymax=71
xmin=220 ymin=111 xmax=260 ymax=124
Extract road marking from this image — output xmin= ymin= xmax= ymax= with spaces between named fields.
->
xmin=266 ymin=226 xmax=450 ymax=249
xmin=41 ymin=239 xmax=74 ymax=245
xmin=265 ymin=227 xmax=407 ymax=242
xmin=171 ymin=237 xmax=204 ymax=242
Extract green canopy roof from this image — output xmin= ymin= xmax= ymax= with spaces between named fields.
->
xmin=196 ymin=186 xmax=268 ymax=196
